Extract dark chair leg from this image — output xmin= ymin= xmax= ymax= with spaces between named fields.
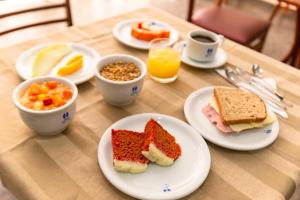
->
xmin=65 ymin=0 xmax=73 ymax=26
xmin=187 ymin=0 xmax=195 ymax=22
xmin=249 ymin=31 xmax=268 ymax=52
xmin=256 ymin=31 xmax=268 ymax=52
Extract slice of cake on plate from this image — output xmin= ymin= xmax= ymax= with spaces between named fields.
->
xmin=112 ymin=129 xmax=149 ymax=173
xmin=142 ymin=119 xmax=181 ymax=166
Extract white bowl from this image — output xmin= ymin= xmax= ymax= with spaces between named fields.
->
xmin=94 ymin=54 xmax=147 ymax=106
xmin=12 ymin=76 xmax=78 ymax=136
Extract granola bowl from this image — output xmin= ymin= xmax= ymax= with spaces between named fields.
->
xmin=94 ymin=54 xmax=147 ymax=106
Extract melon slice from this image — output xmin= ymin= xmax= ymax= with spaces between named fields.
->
xmin=32 ymin=44 xmax=72 ymax=77
xmin=57 ymin=54 xmax=83 ymax=76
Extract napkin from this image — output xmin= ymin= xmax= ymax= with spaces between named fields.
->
xmin=263 ymin=78 xmax=277 ymax=90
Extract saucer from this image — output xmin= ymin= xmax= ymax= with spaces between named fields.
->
xmin=181 ymin=45 xmax=227 ymax=69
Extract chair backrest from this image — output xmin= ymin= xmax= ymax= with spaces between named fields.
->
xmin=0 ymin=0 xmax=72 ymax=36
xmin=187 ymin=0 xmax=280 ymax=22
xmin=187 ymin=0 xmax=224 ymax=22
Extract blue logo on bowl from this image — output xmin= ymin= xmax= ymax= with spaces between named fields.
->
xmin=62 ymin=112 xmax=70 ymax=124
xmin=205 ymin=48 xmax=213 ymax=58
xmin=264 ymin=129 xmax=272 ymax=134
xmin=131 ymin=86 xmax=138 ymax=96
xmin=163 ymin=184 xmax=171 ymax=192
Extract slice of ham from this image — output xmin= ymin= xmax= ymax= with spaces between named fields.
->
xmin=202 ymin=104 xmax=233 ymax=133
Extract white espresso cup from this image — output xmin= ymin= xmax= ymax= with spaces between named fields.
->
xmin=186 ymin=30 xmax=224 ymax=62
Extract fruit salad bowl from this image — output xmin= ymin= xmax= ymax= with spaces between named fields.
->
xmin=12 ymin=76 xmax=78 ymax=135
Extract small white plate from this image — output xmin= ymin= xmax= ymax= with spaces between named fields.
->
xmin=181 ymin=45 xmax=227 ymax=69
xmin=98 ymin=113 xmax=211 ymax=200
xmin=16 ymin=43 xmax=100 ymax=85
xmin=113 ymin=19 xmax=179 ymax=50
xmin=184 ymin=87 xmax=279 ymax=151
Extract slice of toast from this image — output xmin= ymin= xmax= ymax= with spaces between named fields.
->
xmin=214 ymin=87 xmax=267 ymax=125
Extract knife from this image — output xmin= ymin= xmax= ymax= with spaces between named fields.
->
xmin=215 ymin=67 xmax=288 ymax=119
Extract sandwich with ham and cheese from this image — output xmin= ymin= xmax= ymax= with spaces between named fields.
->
xmin=202 ymin=87 xmax=275 ymax=133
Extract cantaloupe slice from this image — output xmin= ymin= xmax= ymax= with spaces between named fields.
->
xmin=32 ymin=44 xmax=72 ymax=77
xmin=57 ymin=55 xmax=83 ymax=76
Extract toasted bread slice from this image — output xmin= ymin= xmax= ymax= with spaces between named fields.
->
xmin=214 ymin=87 xmax=267 ymax=125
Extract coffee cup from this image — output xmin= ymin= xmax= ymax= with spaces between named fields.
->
xmin=186 ymin=30 xmax=224 ymax=62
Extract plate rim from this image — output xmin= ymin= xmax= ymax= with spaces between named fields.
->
xmin=15 ymin=42 xmax=100 ymax=85
xmin=181 ymin=47 xmax=227 ymax=69
xmin=97 ymin=112 xmax=211 ymax=200
xmin=113 ymin=18 xmax=179 ymax=50
xmin=184 ymin=86 xmax=280 ymax=151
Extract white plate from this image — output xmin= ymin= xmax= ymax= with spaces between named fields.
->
xmin=113 ymin=19 xmax=179 ymax=50
xmin=98 ymin=113 xmax=211 ymax=200
xmin=16 ymin=43 xmax=100 ymax=85
xmin=181 ymin=45 xmax=227 ymax=69
xmin=184 ymin=87 xmax=279 ymax=151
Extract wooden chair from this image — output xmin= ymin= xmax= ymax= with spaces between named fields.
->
xmin=0 ymin=0 xmax=72 ymax=36
xmin=187 ymin=0 xmax=281 ymax=52
xmin=280 ymin=0 xmax=300 ymax=68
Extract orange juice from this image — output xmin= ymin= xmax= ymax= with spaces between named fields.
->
xmin=147 ymin=48 xmax=180 ymax=81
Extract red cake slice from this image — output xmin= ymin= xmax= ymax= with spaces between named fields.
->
xmin=112 ymin=129 xmax=149 ymax=173
xmin=142 ymin=119 xmax=181 ymax=166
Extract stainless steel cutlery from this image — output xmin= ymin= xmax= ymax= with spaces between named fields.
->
xmin=215 ymin=65 xmax=290 ymax=118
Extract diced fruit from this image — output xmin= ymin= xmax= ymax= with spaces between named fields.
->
xmin=43 ymin=98 xmax=53 ymax=106
xmin=34 ymin=101 xmax=43 ymax=110
xmin=40 ymin=85 xmax=49 ymax=94
xmin=62 ymin=89 xmax=72 ymax=99
xmin=20 ymin=81 xmax=72 ymax=111
xmin=28 ymin=95 xmax=38 ymax=101
xmin=46 ymin=81 xmax=58 ymax=89
xmin=32 ymin=44 xmax=72 ymax=77
xmin=29 ymin=83 xmax=41 ymax=95
xmin=37 ymin=94 xmax=46 ymax=101
xmin=57 ymin=55 xmax=83 ymax=76
xmin=53 ymin=95 xmax=65 ymax=106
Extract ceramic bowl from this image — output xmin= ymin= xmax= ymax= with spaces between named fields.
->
xmin=12 ymin=76 xmax=78 ymax=136
xmin=94 ymin=54 xmax=147 ymax=106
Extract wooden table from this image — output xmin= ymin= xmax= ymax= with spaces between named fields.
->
xmin=0 ymin=6 xmax=300 ymax=200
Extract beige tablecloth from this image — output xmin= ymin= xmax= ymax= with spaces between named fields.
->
xmin=0 ymin=6 xmax=300 ymax=200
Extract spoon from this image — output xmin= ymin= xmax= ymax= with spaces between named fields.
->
xmin=252 ymin=64 xmax=264 ymax=78
xmin=251 ymin=64 xmax=293 ymax=107
xmin=225 ymin=67 xmax=239 ymax=85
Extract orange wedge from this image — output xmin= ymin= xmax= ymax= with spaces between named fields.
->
xmin=57 ymin=55 xmax=83 ymax=76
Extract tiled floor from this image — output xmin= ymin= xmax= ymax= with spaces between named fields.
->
xmin=0 ymin=0 xmax=296 ymax=61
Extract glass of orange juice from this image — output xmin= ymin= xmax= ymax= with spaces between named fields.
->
xmin=148 ymin=38 xmax=181 ymax=83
